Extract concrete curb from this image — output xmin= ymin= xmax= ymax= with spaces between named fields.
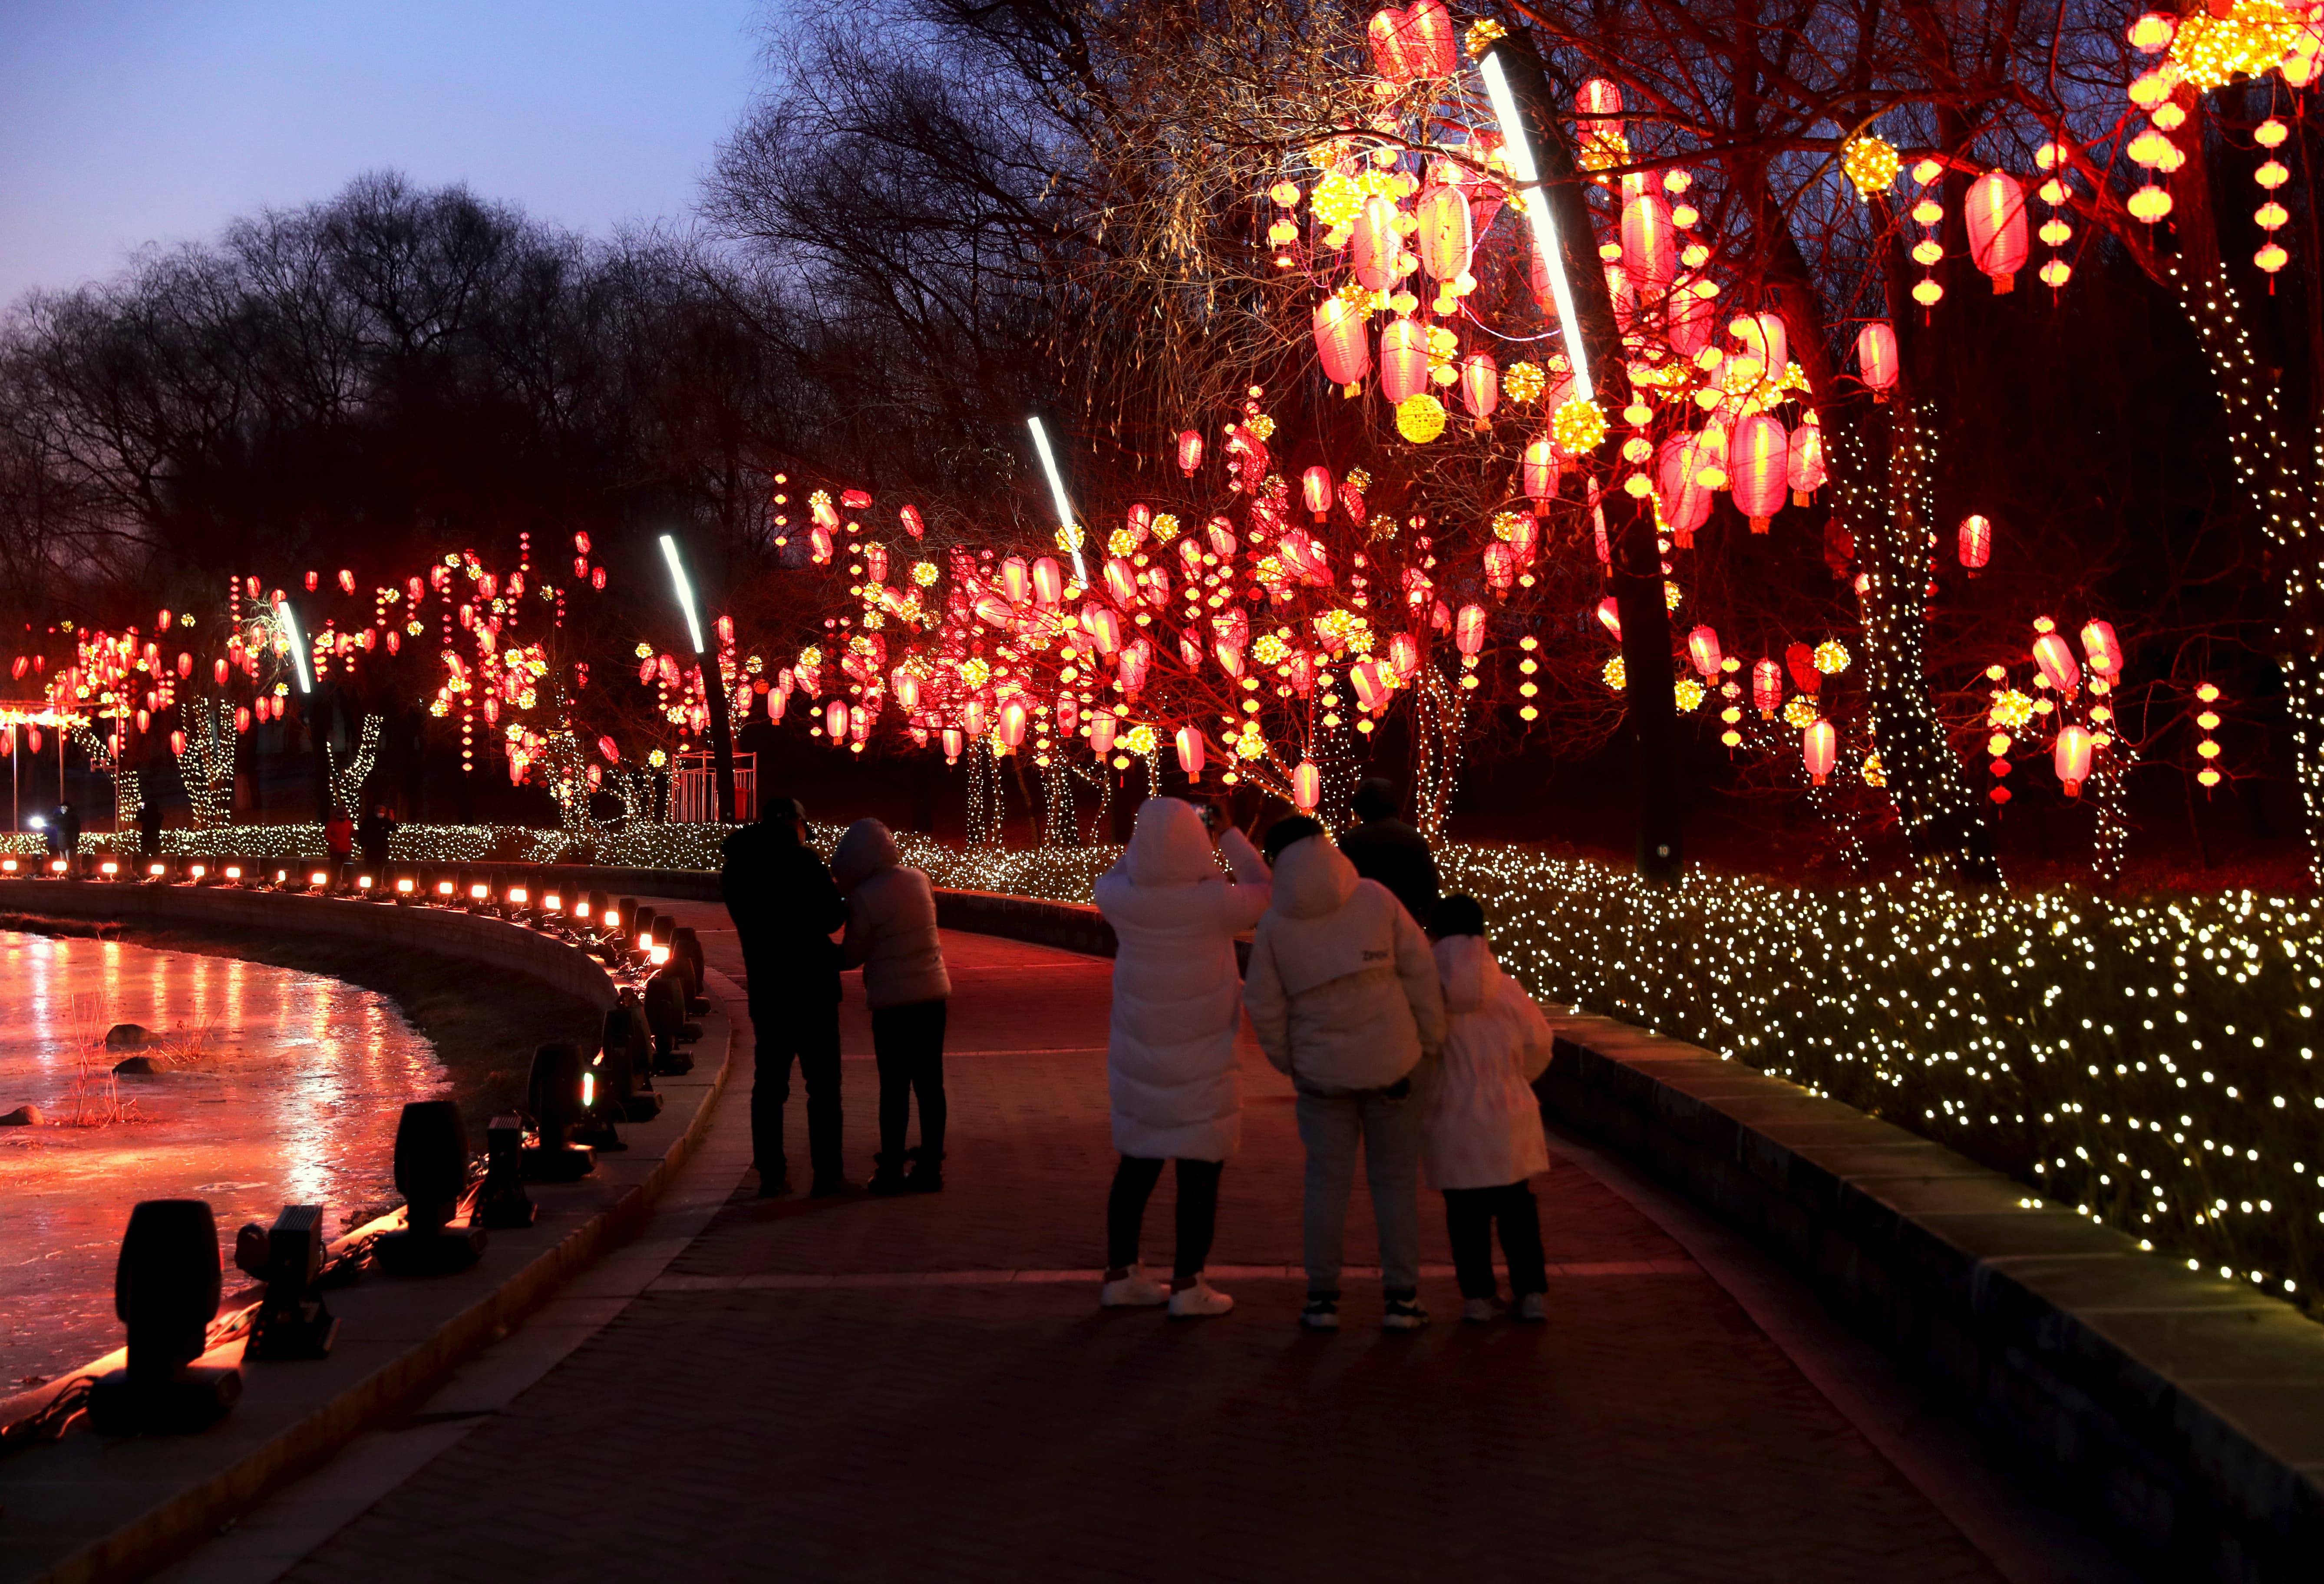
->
xmin=1538 ymin=1013 xmax=2324 ymax=1583
xmin=0 ymin=884 xmax=734 ymax=1584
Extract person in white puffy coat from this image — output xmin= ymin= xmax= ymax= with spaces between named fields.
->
xmin=1423 ymin=894 xmax=1554 ymax=1323
xmin=1094 ymin=797 xmax=1271 ymax=1318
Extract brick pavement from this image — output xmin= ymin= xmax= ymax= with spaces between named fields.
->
xmin=274 ymin=904 xmax=2007 ymax=1584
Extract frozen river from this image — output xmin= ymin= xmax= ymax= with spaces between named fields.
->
xmin=0 ymin=929 xmax=443 ymax=1389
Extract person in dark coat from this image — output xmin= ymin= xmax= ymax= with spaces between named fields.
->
xmin=722 ymin=794 xmax=850 ymax=1197
xmin=136 ymin=799 xmax=162 ymax=858
xmin=1335 ymin=776 xmax=1440 ymax=931
xmin=357 ymin=804 xmax=396 ymax=866
xmin=53 ymin=803 xmax=82 ymax=861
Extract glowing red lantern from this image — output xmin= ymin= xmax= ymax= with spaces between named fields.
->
xmin=1730 ymin=413 xmax=1789 ymax=532
xmin=26 ymin=726 xmax=40 ymax=753
xmin=169 ymin=729 xmax=185 ymax=756
xmin=1752 ymin=658 xmax=1783 ymax=717
xmin=974 ymin=593 xmax=1013 ymax=629
xmin=1455 ymin=603 xmax=1487 ymax=657
xmin=1175 ymin=725 xmax=1206 ymax=779
xmin=891 ymin=669 xmax=920 ymax=712
xmin=1002 ymin=557 xmax=1031 ymax=604
xmin=592 ymin=568 xmax=606 ymax=590
xmin=1787 ymin=418 xmax=1826 ymax=503
xmin=1687 ymin=625 xmax=1723 ymax=679
xmin=1000 ymin=699 xmax=1028 ymax=750
xmin=1082 ymin=603 xmax=1122 ymax=656
xmin=2033 ymin=631 xmax=2082 ymax=696
xmin=213 ymin=658 xmax=228 ymax=686
xmin=1350 ymin=660 xmax=1393 ymax=713
xmin=2080 ymin=620 xmax=2124 ymax=677
xmin=1089 ymin=712 xmax=1117 ymax=755
xmin=1959 ymin=514 xmax=1992 ymax=574
xmin=1620 ymin=190 xmax=1676 ymax=297
xmin=1596 ymin=598 xmax=1622 ymax=641
xmin=1416 ymin=184 xmax=1471 ymax=281
xmin=1508 ymin=516 xmax=1538 ymax=567
xmin=1176 ymin=430 xmax=1204 ymax=475
xmin=863 ymin=544 xmax=888 ymax=584
xmin=1786 ymin=642 xmax=1821 ymax=694
xmin=962 ymin=699 xmax=987 ymax=737
xmin=135 ymin=708 xmax=150 ymax=733
xmin=1522 ymin=437 xmax=1559 ymax=510
xmin=1668 ymin=282 xmax=1713 ymax=356
xmin=1458 ymin=354 xmax=1498 ymax=422
xmin=1732 ymin=310 xmax=1787 ymax=376
xmin=1102 ymin=559 xmax=1136 ymax=606
xmin=1965 ymin=170 xmax=2029 ymax=293
xmin=385 ymin=630 xmax=399 ymax=655
xmin=1803 ymin=719 xmax=1837 ymax=785
xmin=172 ymin=652 xmax=190 ymax=679
xmin=1483 ymin=542 xmax=1515 ymax=593
xmin=2054 ymin=724 xmax=2094 ymax=795
xmin=1118 ymin=641 xmax=1150 ymax=696
xmin=1353 ymin=196 xmax=1403 ymax=291
xmin=1031 ymin=557 xmax=1063 ymax=606
xmin=304 ymin=571 xmax=318 ymax=591
xmin=1056 ymin=693 xmax=1079 ymax=736
xmin=1312 ymin=297 xmax=1370 ymax=386
xmin=942 ymin=727 xmax=964 ymax=762
xmin=1855 ymin=321 xmax=1899 ymax=399
xmin=1301 ymin=466 xmax=1334 ymax=521
xmin=899 ymin=504 xmax=925 ymax=539
xmin=1656 ymin=434 xmax=1715 ymax=544
xmin=1379 ymin=318 xmax=1429 ymax=403
xmin=1291 ymin=761 xmax=1320 ymax=812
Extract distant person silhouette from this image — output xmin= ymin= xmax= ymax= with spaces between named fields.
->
xmin=1336 ymin=776 xmax=1440 ymax=931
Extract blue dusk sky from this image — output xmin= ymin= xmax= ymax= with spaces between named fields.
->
xmin=0 ymin=0 xmax=767 ymax=309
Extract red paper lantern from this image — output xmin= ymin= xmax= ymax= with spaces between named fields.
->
xmin=1620 ymin=190 xmax=1676 ymax=297
xmin=1855 ymin=321 xmax=1899 ymax=399
xmin=2080 ymin=620 xmax=2124 ymax=677
xmin=1786 ymin=641 xmax=1820 ymax=694
xmin=1455 ymin=604 xmax=1487 ymax=657
xmin=1301 ymin=466 xmax=1334 ymax=521
xmin=1175 ymin=725 xmax=1206 ymax=779
xmin=2054 ymin=724 xmax=2094 ymax=795
xmin=1379 ymin=318 xmax=1429 ymax=403
xmin=1175 ymin=430 xmax=1204 ymax=475
xmin=1291 ymin=761 xmax=1320 ymax=812
xmin=1965 ymin=170 xmax=2029 ymax=293
xmin=1596 ymin=598 xmax=1623 ymax=641
xmin=900 ymin=504 xmax=926 ymax=539
xmin=999 ymin=698 xmax=1028 ymax=750
xmin=1655 ymin=434 xmax=1715 ymax=544
xmin=213 ymin=658 xmax=229 ymax=686
xmin=1032 ymin=557 xmax=1063 ymax=606
xmin=1803 ymin=719 xmax=1837 ymax=785
xmin=1731 ymin=412 xmax=1790 ymax=532
xmin=1752 ymin=658 xmax=1783 ymax=717
xmin=1522 ymin=437 xmax=1559 ymax=510
xmin=962 ymin=699 xmax=986 ymax=737
xmin=1415 ymin=184 xmax=1472 ymax=281
xmin=1483 ymin=542 xmax=1515 ymax=593
xmin=1353 ymin=196 xmax=1403 ymax=291
xmin=1312 ymin=297 xmax=1370 ymax=386
xmin=1667 ymin=282 xmax=1713 ymax=356
xmin=1686 ymin=625 xmax=1723 ymax=679
xmin=2033 ymin=631 xmax=2082 ymax=696
xmin=1082 ymin=603 xmax=1122 ymax=656
xmin=942 ymin=727 xmax=964 ymax=762
xmin=1056 ymin=692 xmax=1079 ymax=736
xmin=1732 ymin=310 xmax=1787 ymax=376
xmin=1089 ymin=712 xmax=1117 ymax=755
xmin=1787 ymin=418 xmax=1826 ymax=502
xmin=1958 ymin=514 xmax=1993 ymax=574
xmin=891 ymin=669 xmax=920 ymax=712
xmin=169 ymin=729 xmax=186 ymax=756
xmin=1455 ymin=353 xmax=1497 ymax=422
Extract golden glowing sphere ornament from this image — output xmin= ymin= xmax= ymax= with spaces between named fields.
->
xmin=1396 ymin=392 xmax=1449 ymax=443
xmin=1552 ymin=394 xmax=1608 ymax=454
xmin=1842 ymin=134 xmax=1901 ymax=200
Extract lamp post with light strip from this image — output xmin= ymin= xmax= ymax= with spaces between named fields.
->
xmin=659 ymin=535 xmax=737 ymax=823
xmin=1481 ymin=41 xmax=1682 ymax=884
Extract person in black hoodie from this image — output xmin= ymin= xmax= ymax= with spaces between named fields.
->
xmin=1335 ymin=777 xmax=1440 ymax=931
xmin=722 ymin=795 xmax=851 ymax=1197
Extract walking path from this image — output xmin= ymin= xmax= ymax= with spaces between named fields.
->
xmin=162 ymin=904 xmax=2136 ymax=1584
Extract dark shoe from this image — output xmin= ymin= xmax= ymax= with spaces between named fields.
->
xmin=903 ymin=1147 xmax=944 ymax=1194
xmin=866 ymin=1152 xmax=911 ymax=1196
xmin=809 ymin=1175 xmax=857 ymax=1198
xmin=757 ymin=1166 xmax=792 ymax=1198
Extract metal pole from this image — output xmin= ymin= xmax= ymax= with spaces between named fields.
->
xmin=658 ymin=535 xmax=736 ymax=822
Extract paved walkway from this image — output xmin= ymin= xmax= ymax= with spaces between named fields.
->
xmin=168 ymin=904 xmax=2133 ymax=1584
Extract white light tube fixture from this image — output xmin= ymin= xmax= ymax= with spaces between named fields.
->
xmin=272 ymin=598 xmax=314 ymax=694
xmin=1479 ymin=49 xmax=1593 ymax=403
xmin=1026 ymin=416 xmax=1089 ymax=584
xmin=658 ymin=534 xmax=707 ymax=655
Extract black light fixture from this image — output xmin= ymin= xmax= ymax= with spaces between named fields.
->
xmin=88 ymin=1199 xmax=242 ymax=1434
xmin=643 ymin=970 xmax=694 ymax=1076
xmin=598 ymin=997 xmax=664 ymax=1120
xmin=478 ymin=1114 xmax=538 ymax=1229
xmin=629 ymin=905 xmax=658 ymax=960
xmin=374 ymin=1100 xmax=487 ymax=1276
xmin=233 ymin=1204 xmax=339 ymax=1361
xmin=575 ymin=888 xmax=606 ymax=930
xmin=671 ymin=927 xmax=710 ymax=1014
xmin=521 ymin=1043 xmax=596 ymax=1181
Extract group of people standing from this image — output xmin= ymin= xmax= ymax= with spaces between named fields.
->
xmin=725 ymin=778 xmax=1554 ymax=1333
xmin=1099 ymin=779 xmax=1554 ymax=1329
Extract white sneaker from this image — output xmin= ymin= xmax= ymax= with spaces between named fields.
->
xmin=1461 ymin=1297 xmax=1502 ymax=1324
xmin=1300 ymin=1294 xmax=1341 ymax=1330
xmin=1381 ymin=1295 xmax=1430 ymax=1331
xmin=1166 ymin=1276 xmax=1234 ymax=1318
xmin=1515 ymin=1292 xmax=1548 ymax=1323
xmin=1099 ymin=1266 xmax=1167 ymax=1308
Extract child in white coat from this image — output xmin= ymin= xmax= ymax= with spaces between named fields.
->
xmin=1423 ymin=894 xmax=1555 ymax=1323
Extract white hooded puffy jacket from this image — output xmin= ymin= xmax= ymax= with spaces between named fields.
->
xmin=1242 ymin=834 xmax=1446 ymax=1094
xmin=1422 ymin=934 xmax=1553 ymax=1190
xmin=1095 ymin=799 xmax=1271 ymax=1161
xmin=834 ymin=819 xmax=952 ymax=1009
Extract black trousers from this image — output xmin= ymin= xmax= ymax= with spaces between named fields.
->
xmin=1443 ymin=1181 xmax=1547 ymax=1300
xmin=1107 ymin=1155 xmax=1223 ymax=1283
xmin=749 ymin=988 xmax=842 ymax=1184
xmin=872 ymin=999 xmax=948 ymax=1160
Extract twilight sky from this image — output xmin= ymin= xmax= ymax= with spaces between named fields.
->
xmin=0 ymin=0 xmax=766 ymax=309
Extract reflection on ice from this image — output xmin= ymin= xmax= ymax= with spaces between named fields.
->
xmin=0 ymin=931 xmax=443 ymax=1387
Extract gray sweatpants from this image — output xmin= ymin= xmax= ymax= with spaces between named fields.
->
xmin=1294 ymin=1077 xmax=1427 ymax=1296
